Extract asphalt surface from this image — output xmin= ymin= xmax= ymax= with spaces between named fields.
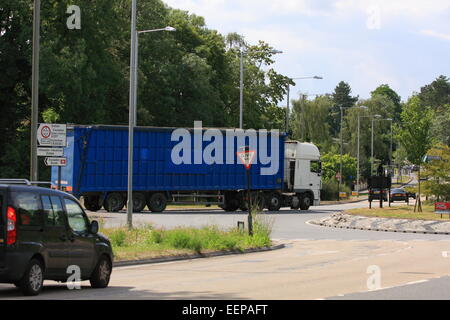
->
xmin=2 ymin=199 xmax=450 ymax=300
xmin=92 ymin=200 xmax=450 ymax=241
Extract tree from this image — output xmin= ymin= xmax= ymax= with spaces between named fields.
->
xmin=396 ymin=95 xmax=434 ymax=212
xmin=422 ymin=144 xmax=450 ymax=201
xmin=418 ymin=76 xmax=450 ymax=146
xmin=328 ymin=81 xmax=358 ymax=137
xmin=290 ymin=95 xmax=333 ymax=148
xmin=371 ymin=84 xmax=402 ymax=123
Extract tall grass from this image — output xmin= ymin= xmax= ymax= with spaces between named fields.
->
xmin=101 ymin=220 xmax=273 ymax=261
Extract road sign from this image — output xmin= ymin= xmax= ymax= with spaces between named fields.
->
xmin=44 ymin=157 xmax=67 ymax=167
xmin=335 ymin=172 xmax=341 ymax=180
xmin=236 ymin=150 xmax=256 ymax=170
xmin=435 ymin=202 xmax=450 ymax=214
xmin=37 ymin=147 xmax=64 ymax=157
xmin=37 ymin=123 xmax=67 ymax=147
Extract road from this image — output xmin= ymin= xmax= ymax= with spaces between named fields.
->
xmin=1 ymin=199 xmax=450 ymax=300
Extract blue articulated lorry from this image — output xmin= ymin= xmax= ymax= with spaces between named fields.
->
xmin=52 ymin=125 xmax=322 ymax=212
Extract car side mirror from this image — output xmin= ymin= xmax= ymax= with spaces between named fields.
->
xmin=90 ymin=220 xmax=99 ymax=234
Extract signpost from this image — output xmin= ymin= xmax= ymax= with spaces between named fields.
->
xmin=435 ymin=202 xmax=450 ymax=219
xmin=44 ymin=157 xmax=66 ymax=190
xmin=237 ymin=148 xmax=256 ymax=236
xmin=37 ymin=147 xmax=64 ymax=157
xmin=37 ymin=123 xmax=67 ymax=147
xmin=37 ymin=124 xmax=67 ymax=190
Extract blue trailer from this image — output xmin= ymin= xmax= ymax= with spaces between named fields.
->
xmin=52 ymin=125 xmax=321 ymax=212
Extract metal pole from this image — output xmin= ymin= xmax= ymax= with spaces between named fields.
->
xmin=247 ymin=169 xmax=253 ymax=236
xmin=371 ymin=119 xmax=374 ymax=176
xmin=357 ymin=115 xmax=360 ymax=194
xmin=133 ymin=31 xmax=138 ymax=127
xmin=389 ymin=121 xmax=393 ymax=167
xmin=339 ymin=107 xmax=343 ymax=200
xmin=127 ymin=0 xmax=137 ymax=229
xmin=58 ymin=166 xmax=61 ymax=191
xmin=285 ymin=85 xmax=290 ymax=133
xmin=30 ymin=0 xmax=40 ymax=182
xmin=239 ymin=48 xmax=244 ymax=129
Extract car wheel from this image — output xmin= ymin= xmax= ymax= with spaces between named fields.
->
xmin=147 ymin=193 xmax=167 ymax=213
xmin=90 ymin=256 xmax=112 ymax=289
xmin=18 ymin=259 xmax=44 ymax=296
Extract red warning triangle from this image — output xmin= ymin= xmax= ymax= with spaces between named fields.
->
xmin=236 ymin=150 xmax=256 ymax=170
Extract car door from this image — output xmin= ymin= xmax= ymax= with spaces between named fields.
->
xmin=63 ymin=197 xmax=96 ymax=278
xmin=40 ymin=194 xmax=70 ymax=277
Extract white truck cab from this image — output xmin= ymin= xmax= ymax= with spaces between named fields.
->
xmin=284 ymin=141 xmax=322 ymax=207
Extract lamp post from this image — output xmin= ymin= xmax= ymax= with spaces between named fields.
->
xmin=339 ymin=105 xmax=367 ymax=200
xmin=371 ymin=114 xmax=382 ymax=175
xmin=239 ymin=47 xmax=283 ymax=129
xmin=30 ymin=0 xmax=41 ymax=182
xmin=133 ymin=26 xmax=176 ymax=126
xmin=285 ymin=76 xmax=322 ymax=133
xmin=127 ymin=0 xmax=175 ymax=228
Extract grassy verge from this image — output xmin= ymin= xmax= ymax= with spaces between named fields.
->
xmin=100 ymin=220 xmax=272 ymax=262
xmin=345 ymin=204 xmax=450 ymax=221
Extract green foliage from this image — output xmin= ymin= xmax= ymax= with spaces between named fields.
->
xmin=320 ymin=152 xmax=357 ymax=186
xmin=328 ymin=81 xmax=359 ymax=137
xmin=371 ymin=84 xmax=402 ymax=123
xmin=422 ymin=144 xmax=450 ymax=201
xmin=321 ymin=179 xmax=352 ymax=200
xmin=396 ymin=95 xmax=434 ymax=165
xmin=290 ymin=95 xmax=333 ymax=145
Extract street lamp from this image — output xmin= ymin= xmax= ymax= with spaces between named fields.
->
xmin=127 ymin=0 xmax=175 ymax=228
xmin=30 ymin=0 xmax=41 ymax=182
xmin=239 ymin=47 xmax=283 ymax=129
xmin=339 ymin=105 xmax=367 ymax=200
xmin=285 ymin=76 xmax=323 ymax=133
xmin=133 ymin=26 xmax=176 ymax=126
xmin=371 ymin=114 xmax=383 ymax=175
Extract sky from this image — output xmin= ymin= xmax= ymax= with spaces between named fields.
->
xmin=163 ymin=0 xmax=450 ymax=103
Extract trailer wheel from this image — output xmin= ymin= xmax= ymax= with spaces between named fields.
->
xmin=104 ymin=193 xmax=125 ymax=212
xmin=267 ymin=193 xmax=282 ymax=211
xmin=147 ymin=193 xmax=167 ymax=213
xmin=132 ymin=193 xmax=146 ymax=213
xmin=299 ymin=193 xmax=312 ymax=210
xmin=84 ymin=196 xmax=101 ymax=212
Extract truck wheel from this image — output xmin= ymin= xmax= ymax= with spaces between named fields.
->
xmin=84 ymin=196 xmax=101 ymax=211
xmin=147 ymin=193 xmax=167 ymax=212
xmin=267 ymin=193 xmax=282 ymax=211
xmin=221 ymin=198 xmax=239 ymax=212
xmin=18 ymin=259 xmax=44 ymax=296
xmin=290 ymin=195 xmax=300 ymax=210
xmin=105 ymin=193 xmax=124 ymax=212
xmin=299 ymin=194 xmax=312 ymax=210
xmin=132 ymin=193 xmax=146 ymax=213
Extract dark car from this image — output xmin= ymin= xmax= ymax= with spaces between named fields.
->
xmin=368 ymin=188 xmax=388 ymax=202
xmin=0 ymin=180 xmax=113 ymax=296
xmin=389 ymin=188 xmax=408 ymax=203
